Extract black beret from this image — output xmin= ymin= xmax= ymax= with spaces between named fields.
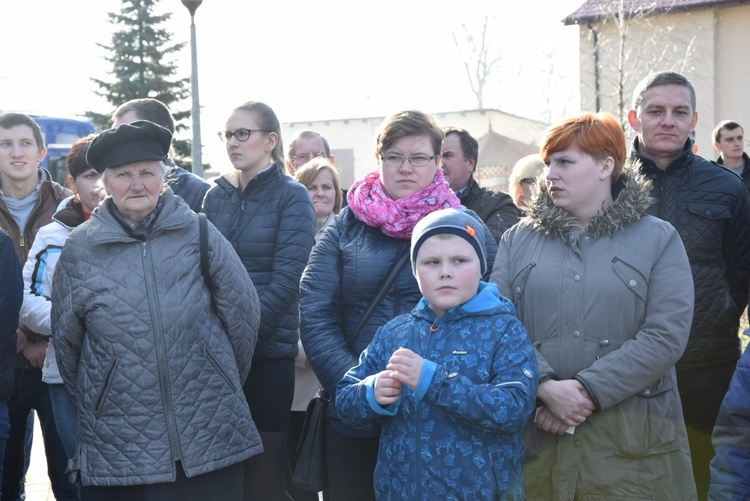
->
xmin=86 ymin=120 xmax=172 ymax=173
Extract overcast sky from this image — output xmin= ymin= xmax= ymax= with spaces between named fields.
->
xmin=1 ymin=0 xmax=584 ymax=168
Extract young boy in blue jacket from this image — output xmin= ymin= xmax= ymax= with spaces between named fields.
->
xmin=336 ymin=208 xmax=538 ymax=500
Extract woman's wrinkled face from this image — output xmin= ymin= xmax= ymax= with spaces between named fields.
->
xmin=104 ymin=161 xmax=164 ymax=222
xmin=379 ymin=135 xmax=439 ymax=200
xmin=306 ymin=168 xmax=336 ymax=219
xmin=72 ymin=168 xmax=105 ymax=214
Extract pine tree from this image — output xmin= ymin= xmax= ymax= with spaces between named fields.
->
xmin=87 ymin=0 xmax=194 ymax=168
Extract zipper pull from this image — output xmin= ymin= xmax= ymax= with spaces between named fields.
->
xmin=19 ymin=233 xmax=25 ymax=248
xmin=429 ymin=318 xmax=439 ymax=333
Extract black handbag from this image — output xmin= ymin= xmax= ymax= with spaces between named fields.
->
xmin=292 ymin=250 xmax=410 ymax=493
xmin=292 ymin=387 xmax=332 ymax=492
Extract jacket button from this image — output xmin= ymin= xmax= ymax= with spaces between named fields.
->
xmin=572 ymin=331 xmax=580 ymax=339
xmin=573 ymin=274 xmax=580 ymax=282
xmin=515 ymin=286 xmax=521 ymax=293
xmin=629 ymin=280 xmax=637 ymax=287
xmin=644 ymin=388 xmax=651 ymax=396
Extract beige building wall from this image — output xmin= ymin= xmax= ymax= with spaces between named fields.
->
xmin=575 ymin=4 xmax=750 ymax=155
xmin=283 ymin=109 xmax=548 ymax=191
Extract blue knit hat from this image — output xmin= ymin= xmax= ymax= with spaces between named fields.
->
xmin=411 ymin=208 xmax=487 ymax=275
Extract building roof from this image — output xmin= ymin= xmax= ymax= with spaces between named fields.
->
xmin=477 ymin=128 xmax=538 ymax=168
xmin=563 ymin=0 xmax=748 ymax=25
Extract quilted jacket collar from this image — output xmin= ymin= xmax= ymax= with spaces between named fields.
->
xmin=216 ymin=161 xmax=285 ymax=197
xmin=85 ymin=191 xmax=193 ymax=246
xmin=524 ymin=163 xmax=653 ymax=241
xmin=630 ymin=137 xmax=694 ymax=174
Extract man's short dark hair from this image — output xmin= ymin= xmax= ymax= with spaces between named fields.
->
xmin=0 ymin=113 xmax=44 ymax=151
xmin=632 ymin=71 xmax=697 ymax=113
xmin=442 ymin=127 xmax=479 ymax=170
xmin=113 ymin=98 xmax=175 ymax=134
xmin=713 ymin=120 xmax=743 ymax=143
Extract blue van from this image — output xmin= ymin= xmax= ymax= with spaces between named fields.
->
xmin=28 ymin=114 xmax=96 ymax=184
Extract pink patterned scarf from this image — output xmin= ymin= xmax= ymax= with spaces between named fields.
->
xmin=347 ymin=169 xmax=460 ymax=239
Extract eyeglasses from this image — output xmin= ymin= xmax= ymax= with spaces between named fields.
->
xmin=291 ymin=152 xmax=326 ymax=165
xmin=217 ymin=128 xmax=273 ymax=143
xmin=380 ymin=153 xmax=439 ymax=168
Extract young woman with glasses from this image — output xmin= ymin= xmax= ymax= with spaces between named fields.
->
xmin=204 ymin=101 xmax=317 ymax=501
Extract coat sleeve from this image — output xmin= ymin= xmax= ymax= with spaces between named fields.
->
xmin=419 ymin=314 xmax=538 ymax=434
xmin=336 ymin=325 xmax=395 ymax=428
xmin=255 ymin=186 xmax=315 ymax=342
xmin=19 ymin=225 xmax=57 ymax=337
xmin=709 ymin=347 xmax=750 ymax=500
xmin=723 ymin=184 xmax=750 ymax=312
xmin=0 ymin=235 xmax=23 ymax=373
xmin=300 ymin=217 xmax=359 ymax=397
xmin=51 ymin=248 xmax=83 ymax=397
xmin=205 ymin=221 xmax=260 ymax=383
xmin=575 ymin=225 xmax=694 ymax=411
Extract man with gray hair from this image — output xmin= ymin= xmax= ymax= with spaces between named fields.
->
xmin=628 ymin=71 xmax=750 ymax=500
xmin=285 ymin=129 xmax=333 ymax=176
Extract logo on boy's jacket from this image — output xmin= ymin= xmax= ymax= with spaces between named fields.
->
xmin=452 ymin=350 xmax=468 ymax=355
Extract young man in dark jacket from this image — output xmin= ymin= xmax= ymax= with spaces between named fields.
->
xmin=627 ymin=71 xmax=750 ymax=500
xmin=713 ymin=120 xmax=750 ymax=194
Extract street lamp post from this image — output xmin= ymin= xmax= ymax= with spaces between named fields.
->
xmin=181 ymin=0 xmax=203 ymax=177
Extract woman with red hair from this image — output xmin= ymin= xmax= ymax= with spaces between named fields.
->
xmin=492 ymin=112 xmax=697 ymax=499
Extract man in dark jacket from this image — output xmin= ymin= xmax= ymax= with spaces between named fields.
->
xmin=0 ymin=229 xmax=22 ymax=490
xmin=112 ymin=98 xmax=210 ymax=212
xmin=440 ymin=127 xmax=519 ymax=242
xmin=627 ymin=71 xmax=750 ymax=500
xmin=713 ymin=120 xmax=750 ymax=193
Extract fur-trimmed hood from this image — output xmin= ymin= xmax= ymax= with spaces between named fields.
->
xmin=523 ymin=161 xmax=654 ymax=240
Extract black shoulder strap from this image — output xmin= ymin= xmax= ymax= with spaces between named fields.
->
xmin=349 ymin=250 xmax=410 ymax=349
xmin=198 ymin=213 xmax=211 ymax=292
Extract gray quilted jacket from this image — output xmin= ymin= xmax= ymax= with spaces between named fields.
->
xmin=52 ymin=191 xmax=262 ymax=487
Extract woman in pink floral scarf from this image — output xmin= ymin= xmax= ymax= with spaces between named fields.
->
xmin=298 ymin=110 xmax=497 ymax=500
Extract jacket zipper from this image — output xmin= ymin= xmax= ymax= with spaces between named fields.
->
xmin=416 ymin=316 xmax=440 ymax=500
xmin=142 ymin=241 xmax=183 ymax=461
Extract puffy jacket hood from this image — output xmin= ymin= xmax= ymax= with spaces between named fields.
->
xmin=524 ymin=163 xmax=653 ymax=241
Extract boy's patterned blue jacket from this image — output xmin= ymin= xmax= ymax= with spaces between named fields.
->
xmin=337 ymin=282 xmax=537 ymax=500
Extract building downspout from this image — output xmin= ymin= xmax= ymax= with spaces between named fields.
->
xmin=587 ymin=22 xmax=601 ymax=112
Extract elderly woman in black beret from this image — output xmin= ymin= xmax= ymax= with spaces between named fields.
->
xmin=51 ymin=121 xmax=261 ymax=501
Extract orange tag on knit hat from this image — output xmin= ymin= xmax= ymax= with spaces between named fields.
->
xmin=465 ymin=223 xmax=475 ymax=237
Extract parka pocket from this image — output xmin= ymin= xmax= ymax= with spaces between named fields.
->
xmin=612 ymin=257 xmax=648 ymax=322
xmin=201 ymin=341 xmax=238 ymax=392
xmin=509 ymin=261 xmax=536 ymax=303
xmin=615 ymin=375 xmax=679 ymax=457
xmin=94 ymin=357 xmax=119 ymax=419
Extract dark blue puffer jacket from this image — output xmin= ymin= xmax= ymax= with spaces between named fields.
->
xmin=299 ymin=207 xmax=497 ymax=436
xmin=203 ymin=161 xmax=316 ymax=359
